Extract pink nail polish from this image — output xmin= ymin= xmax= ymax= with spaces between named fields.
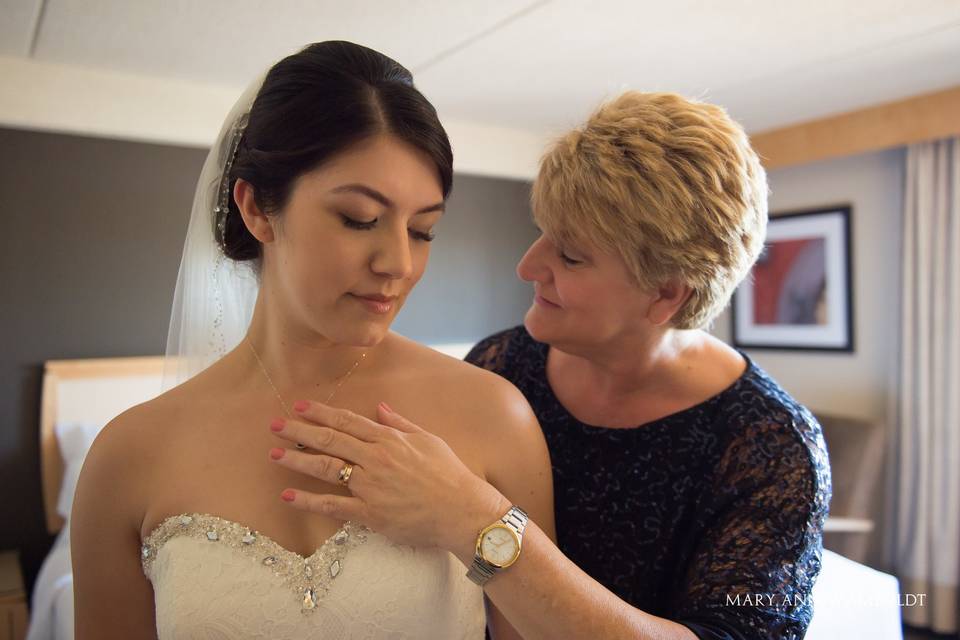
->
xmin=270 ymin=418 xmax=285 ymax=432
xmin=294 ymin=400 xmax=309 ymax=412
xmin=269 ymin=448 xmax=285 ymax=460
xmin=380 ymin=401 xmax=393 ymax=414
xmin=281 ymin=489 xmax=296 ymax=502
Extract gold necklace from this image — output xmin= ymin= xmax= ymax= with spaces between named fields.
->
xmin=247 ymin=337 xmax=366 ymax=450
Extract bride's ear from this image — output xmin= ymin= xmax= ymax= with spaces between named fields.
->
xmin=233 ymin=178 xmax=277 ymax=243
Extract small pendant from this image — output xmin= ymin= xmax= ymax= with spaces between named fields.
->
xmin=302 ymin=587 xmax=318 ymax=610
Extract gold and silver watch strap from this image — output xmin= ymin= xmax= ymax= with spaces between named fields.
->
xmin=466 ymin=506 xmax=528 ymax=586
xmin=501 ymin=506 xmax=528 ymax=536
xmin=466 ymin=555 xmax=498 ymax=585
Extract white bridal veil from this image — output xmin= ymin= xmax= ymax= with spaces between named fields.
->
xmin=161 ymin=70 xmax=269 ymax=392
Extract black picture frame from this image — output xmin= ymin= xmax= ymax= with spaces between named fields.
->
xmin=731 ymin=205 xmax=854 ymax=352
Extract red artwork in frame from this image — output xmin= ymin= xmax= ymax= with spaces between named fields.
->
xmin=732 ymin=205 xmax=853 ymax=352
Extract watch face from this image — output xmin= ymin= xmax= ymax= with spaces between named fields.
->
xmin=480 ymin=525 xmax=519 ymax=567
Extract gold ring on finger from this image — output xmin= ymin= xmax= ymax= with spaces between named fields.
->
xmin=337 ymin=462 xmax=354 ymax=486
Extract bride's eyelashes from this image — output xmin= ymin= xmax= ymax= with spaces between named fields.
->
xmin=339 ymin=213 xmax=436 ymax=242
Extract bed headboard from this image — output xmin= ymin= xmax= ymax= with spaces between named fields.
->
xmin=40 ymin=356 xmax=167 ymax=534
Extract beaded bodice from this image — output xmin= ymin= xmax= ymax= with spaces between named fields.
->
xmin=140 ymin=513 xmax=485 ymax=639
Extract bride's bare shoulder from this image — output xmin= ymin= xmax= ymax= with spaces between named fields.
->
xmin=73 ymin=388 xmax=176 ymax=528
xmin=384 ymin=333 xmax=534 ymax=424
xmin=79 ymin=367 xmax=224 ymax=513
xmin=385 ymin=332 xmax=510 ymax=387
xmin=381 ymin=334 xmax=547 ymax=487
xmin=93 ymin=363 xmax=220 ymax=455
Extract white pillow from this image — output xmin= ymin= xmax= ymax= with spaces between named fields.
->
xmin=54 ymin=421 xmax=103 ymax=522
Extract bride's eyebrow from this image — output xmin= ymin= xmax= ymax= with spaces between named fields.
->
xmin=330 ymin=183 xmax=445 ymax=215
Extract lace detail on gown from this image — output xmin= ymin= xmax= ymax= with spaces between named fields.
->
xmin=140 ymin=513 xmax=485 ymax=639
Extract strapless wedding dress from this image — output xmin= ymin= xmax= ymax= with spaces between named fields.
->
xmin=140 ymin=513 xmax=485 ymax=639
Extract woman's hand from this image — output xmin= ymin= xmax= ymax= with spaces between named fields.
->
xmin=267 ymin=400 xmax=510 ymax=559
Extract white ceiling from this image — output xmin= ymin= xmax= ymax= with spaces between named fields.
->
xmin=2 ymin=0 xmax=959 ymax=178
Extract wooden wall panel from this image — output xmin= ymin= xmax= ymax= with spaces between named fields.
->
xmin=750 ymin=86 xmax=960 ymax=169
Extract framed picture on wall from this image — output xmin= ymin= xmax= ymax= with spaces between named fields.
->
xmin=731 ymin=205 xmax=854 ymax=352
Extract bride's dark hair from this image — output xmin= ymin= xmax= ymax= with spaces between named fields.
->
xmin=216 ymin=40 xmax=453 ymax=262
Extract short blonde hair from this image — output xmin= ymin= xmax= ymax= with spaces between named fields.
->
xmin=531 ymin=91 xmax=768 ymax=329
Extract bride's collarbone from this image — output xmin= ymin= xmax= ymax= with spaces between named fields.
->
xmin=139 ymin=419 xmax=353 ymax=557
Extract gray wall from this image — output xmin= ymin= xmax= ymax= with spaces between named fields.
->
xmin=712 ymin=147 xmax=904 ymax=425
xmin=0 ymin=126 xmax=535 ymax=600
xmin=396 ymin=174 xmax=537 ymax=342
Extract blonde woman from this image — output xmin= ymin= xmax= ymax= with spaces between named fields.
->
xmin=277 ymin=91 xmax=830 ymax=639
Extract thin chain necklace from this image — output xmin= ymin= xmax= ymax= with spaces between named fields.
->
xmin=247 ymin=336 xmax=366 ymax=450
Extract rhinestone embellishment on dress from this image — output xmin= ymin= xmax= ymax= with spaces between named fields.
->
xmin=303 ymin=587 xmax=318 ymax=610
xmin=140 ymin=513 xmax=368 ymax=613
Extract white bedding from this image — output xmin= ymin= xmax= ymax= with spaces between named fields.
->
xmin=26 ymin=526 xmax=74 ymax=640
xmin=806 ymin=549 xmax=903 ymax=639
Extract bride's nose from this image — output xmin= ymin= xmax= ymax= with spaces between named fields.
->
xmin=370 ymin=224 xmax=414 ymax=279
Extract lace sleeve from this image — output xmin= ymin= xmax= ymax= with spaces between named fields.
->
xmin=673 ymin=413 xmax=831 ymax=640
xmin=464 ymin=329 xmax=515 ymax=374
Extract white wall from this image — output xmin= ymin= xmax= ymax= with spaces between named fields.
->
xmin=712 ymin=147 xmax=905 ymax=425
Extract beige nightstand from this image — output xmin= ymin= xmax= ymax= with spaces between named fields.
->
xmin=0 ymin=551 xmax=27 ymax=640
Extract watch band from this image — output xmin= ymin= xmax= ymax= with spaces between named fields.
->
xmin=466 ymin=506 xmax=528 ymax=586
xmin=466 ymin=557 xmax=497 ymax=584
xmin=501 ymin=505 xmax=528 ymax=535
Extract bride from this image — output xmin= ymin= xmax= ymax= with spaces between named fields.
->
xmin=70 ymin=41 xmax=554 ymax=639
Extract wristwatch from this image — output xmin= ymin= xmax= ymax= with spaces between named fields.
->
xmin=466 ymin=505 xmax=528 ymax=586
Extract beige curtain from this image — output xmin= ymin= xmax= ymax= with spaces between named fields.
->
xmin=893 ymin=136 xmax=960 ymax=633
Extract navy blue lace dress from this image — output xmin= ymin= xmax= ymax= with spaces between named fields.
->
xmin=466 ymin=325 xmax=831 ymax=640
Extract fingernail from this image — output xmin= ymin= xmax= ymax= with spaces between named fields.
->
xmin=293 ymin=400 xmax=309 ymax=412
xmin=281 ymin=489 xmax=296 ymax=502
xmin=270 ymin=418 xmax=285 ymax=432
xmin=379 ymin=401 xmax=393 ymax=414
xmin=269 ymin=447 xmax=285 ymax=460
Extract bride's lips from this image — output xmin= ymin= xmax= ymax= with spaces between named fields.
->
xmin=350 ymin=293 xmax=396 ymax=314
